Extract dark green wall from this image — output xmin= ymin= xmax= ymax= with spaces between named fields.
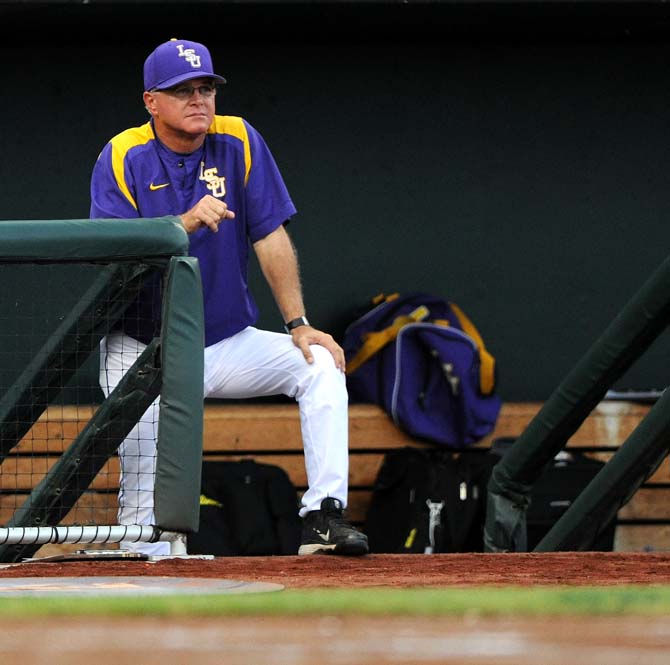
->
xmin=1 ymin=2 xmax=669 ymax=401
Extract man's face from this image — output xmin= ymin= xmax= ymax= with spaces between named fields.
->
xmin=144 ymin=77 xmax=218 ymax=137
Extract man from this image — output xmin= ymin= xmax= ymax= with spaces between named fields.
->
xmin=90 ymin=38 xmax=368 ymax=557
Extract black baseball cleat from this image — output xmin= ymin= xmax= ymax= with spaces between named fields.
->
xmin=298 ymin=497 xmax=369 ymax=556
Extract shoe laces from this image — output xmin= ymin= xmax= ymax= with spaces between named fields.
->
xmin=323 ymin=507 xmax=349 ymax=529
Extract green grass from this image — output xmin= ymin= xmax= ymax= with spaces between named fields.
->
xmin=1 ymin=586 xmax=670 ymax=618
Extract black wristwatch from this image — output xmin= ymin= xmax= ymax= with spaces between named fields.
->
xmin=284 ymin=315 xmax=310 ymax=333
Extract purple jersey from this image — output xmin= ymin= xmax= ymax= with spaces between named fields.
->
xmin=90 ymin=115 xmax=297 ymax=346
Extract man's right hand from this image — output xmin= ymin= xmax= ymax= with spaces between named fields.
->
xmin=180 ymin=194 xmax=235 ymax=233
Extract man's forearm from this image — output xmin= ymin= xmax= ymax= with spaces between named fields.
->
xmin=254 ymin=225 xmax=306 ymax=324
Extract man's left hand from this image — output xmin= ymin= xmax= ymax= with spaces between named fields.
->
xmin=290 ymin=326 xmax=346 ymax=372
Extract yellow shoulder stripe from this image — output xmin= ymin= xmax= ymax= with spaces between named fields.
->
xmin=109 ymin=122 xmax=155 ymax=211
xmin=210 ymin=115 xmax=251 ymax=185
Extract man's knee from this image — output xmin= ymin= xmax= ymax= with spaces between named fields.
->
xmin=301 ymin=345 xmax=348 ymax=402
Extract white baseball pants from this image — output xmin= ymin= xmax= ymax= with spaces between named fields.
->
xmin=99 ymin=327 xmax=350 ymax=555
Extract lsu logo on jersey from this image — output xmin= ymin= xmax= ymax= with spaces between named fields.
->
xmin=176 ymin=44 xmax=201 ymax=69
xmin=199 ymin=162 xmax=226 ymax=198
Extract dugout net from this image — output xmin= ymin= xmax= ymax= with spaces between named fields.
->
xmin=0 ymin=217 xmax=204 ymax=562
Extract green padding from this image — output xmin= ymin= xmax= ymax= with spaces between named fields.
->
xmin=535 ymin=387 xmax=670 ymax=552
xmin=0 ymin=217 xmax=188 ymax=260
xmin=154 ymin=256 xmax=205 ymax=533
xmin=482 ymin=489 xmax=529 ymax=553
xmin=485 ymin=252 xmax=670 ymax=552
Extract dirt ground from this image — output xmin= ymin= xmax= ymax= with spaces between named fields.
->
xmin=2 ymin=551 xmax=670 ymax=587
xmin=1 ymin=552 xmax=670 ymax=664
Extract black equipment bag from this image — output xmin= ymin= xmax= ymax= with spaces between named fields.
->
xmin=364 ymin=446 xmax=497 ymax=553
xmin=525 ymin=450 xmax=617 ymax=551
xmin=365 ymin=442 xmax=617 ymax=553
xmin=490 ymin=437 xmax=617 ymax=551
xmin=187 ymin=459 xmax=302 ymax=556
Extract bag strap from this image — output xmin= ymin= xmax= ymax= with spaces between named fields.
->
xmin=347 ymin=295 xmax=496 ymax=397
xmin=346 ymin=305 xmax=430 ymax=374
xmin=448 ymin=302 xmax=496 ymax=396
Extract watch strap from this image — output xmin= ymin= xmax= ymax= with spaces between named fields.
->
xmin=284 ymin=316 xmax=310 ymax=333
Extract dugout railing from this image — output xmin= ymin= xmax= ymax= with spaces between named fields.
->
xmin=0 ymin=217 xmax=204 ymax=562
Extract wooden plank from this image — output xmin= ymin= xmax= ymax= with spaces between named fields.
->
xmin=15 ymin=422 xmax=86 ymax=453
xmin=202 ymin=401 xmax=652 ymax=452
xmin=0 ymin=458 xmax=120 ymax=491
xmin=354 ymin=400 xmax=652 ymax=448
xmin=0 ymin=492 xmax=118 ymax=526
xmin=202 ymin=403 xmax=301 ymax=451
xmin=0 ymin=457 xmax=50 ymax=490
xmin=10 ymin=401 xmax=653 ymax=453
xmin=613 ymin=524 xmax=670 ymax=552
xmin=0 ymin=495 xmax=27 ymax=523
xmin=618 ymin=488 xmax=670 ymax=520
xmin=347 ymin=404 xmax=422 ymax=448
xmin=37 ymin=405 xmax=97 ymax=421
xmin=344 ymin=489 xmax=373 ymax=524
xmin=643 ymin=460 xmax=670 ymax=484
xmin=578 ymin=453 xmax=670 ymax=484
xmin=201 ymin=402 xmax=447 ymax=450
xmin=13 ymin=405 xmax=97 ymax=453
xmin=476 ymin=401 xmax=652 ymax=448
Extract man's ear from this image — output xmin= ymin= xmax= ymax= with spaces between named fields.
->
xmin=143 ymin=91 xmax=158 ymax=116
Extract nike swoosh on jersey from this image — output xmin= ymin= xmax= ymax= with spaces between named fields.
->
xmin=149 ymin=182 xmax=170 ymax=191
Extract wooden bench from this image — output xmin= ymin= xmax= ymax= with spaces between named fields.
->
xmin=4 ymin=400 xmax=669 ymax=554
xmin=201 ymin=400 xmax=669 ymax=552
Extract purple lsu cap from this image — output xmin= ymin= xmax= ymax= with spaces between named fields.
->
xmin=144 ymin=38 xmax=227 ymax=91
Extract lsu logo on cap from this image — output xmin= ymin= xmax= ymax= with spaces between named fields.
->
xmin=176 ymin=43 xmax=201 ymax=69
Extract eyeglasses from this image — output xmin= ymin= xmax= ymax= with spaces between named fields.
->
xmin=153 ymin=83 xmax=219 ymax=100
